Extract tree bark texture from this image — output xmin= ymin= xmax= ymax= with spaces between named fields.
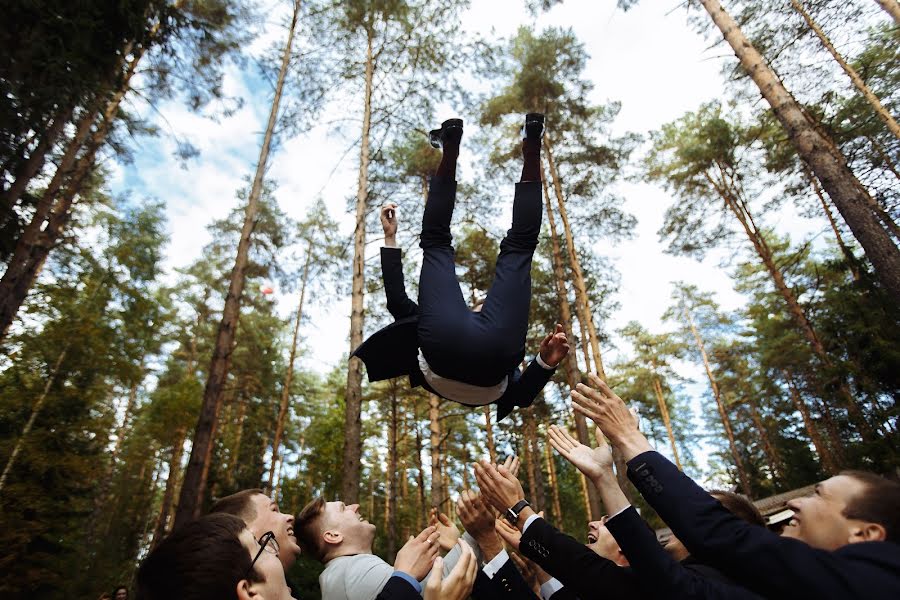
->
xmin=541 ymin=166 xmax=602 ymax=519
xmin=745 ymin=397 xmax=784 ymax=483
xmin=386 ymin=383 xmax=399 ymax=563
xmin=873 ymin=0 xmax=900 ymax=24
xmin=652 ymin=377 xmax=683 ymax=470
xmin=699 ymin=0 xmax=900 ymax=302
xmin=342 ymin=29 xmax=375 ymax=504
xmin=151 ymin=425 xmax=188 ymax=549
xmin=429 ymin=395 xmax=445 ymax=512
xmin=174 ymin=2 xmax=300 ymax=529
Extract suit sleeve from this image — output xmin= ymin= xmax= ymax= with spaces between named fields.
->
xmin=498 ymin=361 xmax=554 ymax=412
xmin=381 ymin=247 xmax=418 ymax=319
xmin=472 ymin=558 xmax=540 ymax=600
xmin=376 ymin=575 xmax=420 ymax=600
xmin=605 ymin=506 xmax=763 ymax=599
xmin=626 ymin=450 xmax=872 ymax=599
xmin=519 ymin=517 xmax=640 ymax=600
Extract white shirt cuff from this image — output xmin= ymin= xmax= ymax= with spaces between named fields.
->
xmin=535 ymin=353 xmax=554 ymax=370
xmin=540 ymin=578 xmax=564 ymax=600
xmin=482 ymin=549 xmax=509 ymax=579
xmin=522 ymin=513 xmax=541 ymax=533
xmin=607 ymin=504 xmax=632 ymax=520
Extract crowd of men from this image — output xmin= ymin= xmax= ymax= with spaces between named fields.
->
xmin=134 ymin=374 xmax=900 ymax=600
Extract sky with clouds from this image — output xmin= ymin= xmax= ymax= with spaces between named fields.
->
xmin=107 ymin=0 xmax=837 ymax=478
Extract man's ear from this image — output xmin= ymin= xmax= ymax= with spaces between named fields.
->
xmin=323 ymin=529 xmax=343 ymax=546
xmin=236 ymin=579 xmax=260 ymax=600
xmin=850 ymin=522 xmax=887 ymax=543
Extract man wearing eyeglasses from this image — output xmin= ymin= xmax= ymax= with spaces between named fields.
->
xmin=212 ymin=489 xmax=303 ymax=573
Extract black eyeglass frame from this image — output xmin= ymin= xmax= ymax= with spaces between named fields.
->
xmin=245 ymin=531 xmax=279 ymax=580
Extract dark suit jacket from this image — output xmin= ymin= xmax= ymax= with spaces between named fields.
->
xmin=351 ymin=247 xmax=555 ymax=420
xmin=628 ymin=451 xmax=900 ymax=600
xmin=472 ymin=557 xmax=540 ymax=599
xmin=519 ymin=516 xmax=643 ymax=600
xmin=605 ymin=506 xmax=763 ymax=599
xmin=376 ymin=575 xmax=420 ymax=600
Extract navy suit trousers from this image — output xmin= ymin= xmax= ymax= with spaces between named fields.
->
xmin=417 ymin=176 xmax=543 ymax=386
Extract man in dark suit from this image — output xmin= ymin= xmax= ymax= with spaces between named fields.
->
xmin=352 ymin=115 xmax=569 ymax=421
xmin=572 ymin=373 xmax=900 ymax=600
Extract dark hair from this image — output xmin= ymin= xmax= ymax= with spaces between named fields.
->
xmin=295 ymin=496 xmax=328 ymax=561
xmin=841 ymin=470 xmax=900 ymax=543
xmin=709 ymin=490 xmax=766 ymax=527
xmin=113 ymin=586 xmax=128 ymax=595
xmin=136 ymin=513 xmax=262 ymax=600
xmin=210 ymin=488 xmax=266 ymax=524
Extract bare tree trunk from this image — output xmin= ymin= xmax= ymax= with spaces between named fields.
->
xmin=708 ymin=173 xmax=874 ymax=441
xmin=226 ymin=395 xmax=248 ymax=488
xmin=268 ymin=246 xmax=312 ymax=491
xmin=541 ymin=166 xmax=602 ymax=519
xmin=386 ymin=381 xmax=399 ymax=563
xmin=792 ymin=0 xmax=900 ymax=140
xmin=0 ymin=347 xmax=67 ymax=493
xmin=652 ymin=378 xmax=682 ymax=470
xmin=873 ymin=0 xmax=900 ymax=25
xmin=429 ymin=395 xmax=444 ymax=511
xmin=483 ymin=406 xmax=497 ymax=464
xmin=699 ymin=0 xmax=900 ymax=302
xmin=342 ymin=28 xmax=376 ymax=505
xmin=174 ymin=1 xmax=301 ymax=529
xmin=544 ymin=440 xmax=563 ymax=523
xmin=784 ymin=372 xmax=842 ymax=473
xmin=682 ymin=302 xmax=752 ymax=495
xmin=1 ymin=106 xmax=73 ymax=210
xmin=804 ymin=165 xmax=860 ymax=279
xmin=151 ymin=426 xmax=187 ymax=548
xmin=745 ymin=398 xmax=784 ymax=483
xmin=414 ymin=406 xmax=426 ymax=524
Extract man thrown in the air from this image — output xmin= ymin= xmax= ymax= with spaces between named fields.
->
xmin=352 ymin=114 xmax=569 ymax=420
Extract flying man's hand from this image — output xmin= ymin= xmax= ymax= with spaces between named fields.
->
xmin=539 ymin=324 xmax=569 ymax=367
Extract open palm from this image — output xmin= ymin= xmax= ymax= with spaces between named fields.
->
xmin=548 ymin=425 xmax=613 ymax=479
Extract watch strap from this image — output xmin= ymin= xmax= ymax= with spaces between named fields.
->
xmin=505 ymin=499 xmax=531 ymax=523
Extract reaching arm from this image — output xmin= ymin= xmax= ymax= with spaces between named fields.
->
xmin=380 ymin=247 xmax=418 ymax=319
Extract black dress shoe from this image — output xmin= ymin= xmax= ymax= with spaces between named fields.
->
xmin=428 ymin=118 xmax=463 ymax=149
xmin=521 ymin=112 xmax=545 ymax=141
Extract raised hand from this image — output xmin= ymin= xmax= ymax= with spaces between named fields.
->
xmin=547 ymin=424 xmax=614 ymax=481
xmin=570 ymin=374 xmax=650 ymax=460
xmin=473 ymin=460 xmax=526 ymax=515
xmin=395 ymin=525 xmax=440 ymax=581
xmin=457 ymin=489 xmax=504 ymax=560
xmin=501 ymin=454 xmax=521 ymax=478
xmin=380 ymin=202 xmax=398 ymax=241
xmin=509 ymin=552 xmax=544 ymax=595
xmin=539 ymin=324 xmax=569 ymax=367
xmin=429 ymin=508 xmax=461 ymax=552
xmin=424 ymin=539 xmax=478 ymax=600
xmin=494 ymin=517 xmax=523 ymax=551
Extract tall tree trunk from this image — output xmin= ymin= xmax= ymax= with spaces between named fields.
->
xmin=483 ymin=406 xmax=497 ymax=464
xmin=784 ymin=371 xmax=843 ymax=472
xmin=544 ymin=440 xmax=563 ymax=523
xmin=699 ymin=0 xmax=900 ymax=301
xmin=386 ymin=382 xmax=399 ymax=563
xmin=873 ymin=0 xmax=900 ymax=24
xmin=745 ymin=397 xmax=784 ymax=483
xmin=652 ymin=377 xmax=682 ymax=470
xmin=523 ymin=411 xmax=547 ymax=512
xmin=226 ymin=395 xmax=248 ymax=488
xmin=1 ymin=107 xmax=74 ymax=211
xmin=804 ymin=165 xmax=861 ymax=279
xmin=429 ymin=395 xmax=444 ymax=511
xmin=268 ymin=245 xmax=312 ymax=491
xmin=151 ymin=425 xmax=188 ymax=548
xmin=541 ymin=166 xmax=602 ymax=519
xmin=708 ymin=172 xmax=874 ymax=441
xmin=342 ymin=28 xmax=375 ymax=504
xmin=173 ymin=2 xmax=301 ymax=529
xmin=414 ymin=406 xmax=426 ymax=524
xmin=0 ymin=347 xmax=68 ymax=494
xmin=544 ymin=137 xmax=606 ymax=377
xmin=682 ymin=302 xmax=752 ymax=495
xmin=792 ymin=0 xmax=900 ymax=140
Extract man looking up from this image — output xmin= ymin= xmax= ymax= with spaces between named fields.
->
xmin=571 ymin=373 xmax=900 ymax=600
xmin=211 ymin=489 xmax=302 ymax=572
